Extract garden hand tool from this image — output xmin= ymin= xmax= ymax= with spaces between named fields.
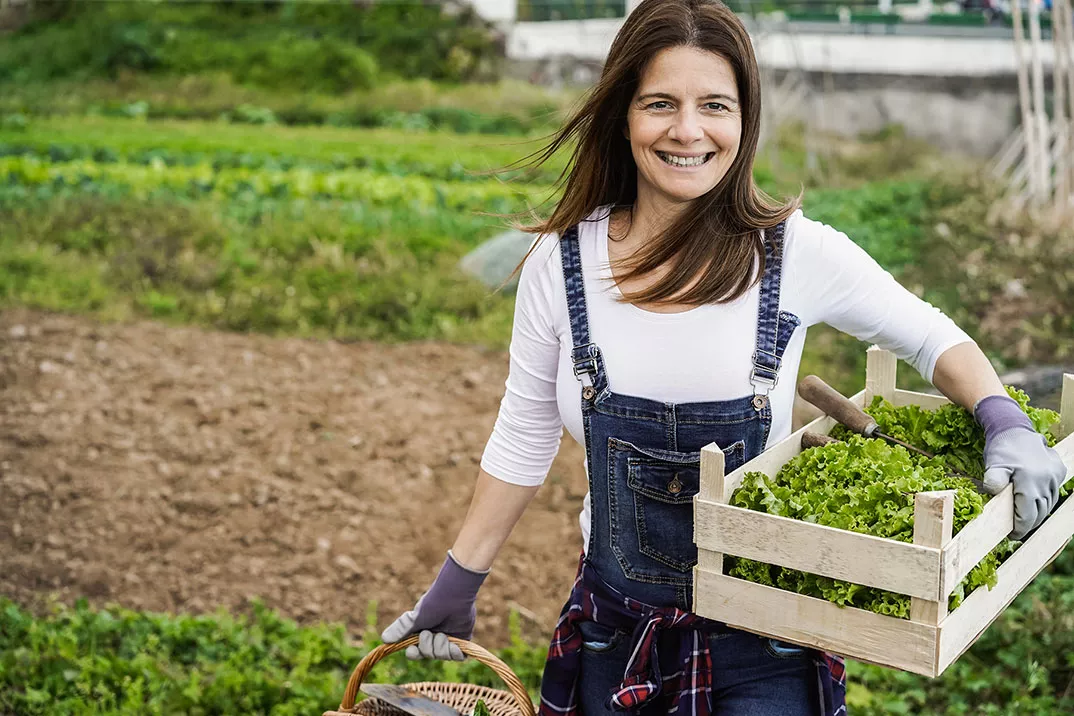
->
xmin=359 ymin=684 xmax=462 ymax=716
xmin=975 ymin=394 xmax=1068 ymax=540
xmin=798 ymin=376 xmax=935 ymax=458
xmin=797 ymin=376 xmax=988 ymax=493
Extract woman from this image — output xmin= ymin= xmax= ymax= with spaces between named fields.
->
xmin=381 ymin=1 xmax=1068 ymax=713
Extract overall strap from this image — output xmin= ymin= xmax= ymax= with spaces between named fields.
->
xmin=750 ymin=221 xmax=788 ymax=406
xmin=560 ymin=224 xmax=606 ymax=398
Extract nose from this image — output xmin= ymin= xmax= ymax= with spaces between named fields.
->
xmin=667 ymin=108 xmax=704 ymax=144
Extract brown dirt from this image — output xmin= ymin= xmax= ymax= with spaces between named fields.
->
xmin=0 ymin=307 xmax=589 ymax=649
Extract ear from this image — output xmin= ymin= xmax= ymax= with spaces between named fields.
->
xmin=623 ymin=124 xmax=630 ymax=141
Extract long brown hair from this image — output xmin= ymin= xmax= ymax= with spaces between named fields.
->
xmin=515 ymin=0 xmax=799 ymax=306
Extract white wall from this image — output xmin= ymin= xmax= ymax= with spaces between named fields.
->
xmin=469 ymin=0 xmax=516 ymax=23
xmin=509 ymin=20 xmax=1048 ymax=76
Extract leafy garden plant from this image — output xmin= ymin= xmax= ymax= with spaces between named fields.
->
xmin=728 ymin=388 xmax=1069 ymax=617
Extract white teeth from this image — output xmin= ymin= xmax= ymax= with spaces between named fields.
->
xmin=657 ymin=151 xmax=711 ymax=167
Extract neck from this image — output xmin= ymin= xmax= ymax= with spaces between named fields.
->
xmin=626 ymin=190 xmax=690 ymax=247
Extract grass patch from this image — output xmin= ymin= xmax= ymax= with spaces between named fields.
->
xmin=0 ymin=74 xmax=578 ymax=134
xmin=0 ymin=196 xmax=516 ymax=346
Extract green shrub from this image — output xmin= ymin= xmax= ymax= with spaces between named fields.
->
xmin=0 ymin=1 xmax=498 ymax=88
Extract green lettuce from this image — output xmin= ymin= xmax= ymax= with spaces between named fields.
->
xmin=728 ymin=388 xmax=1067 ymax=618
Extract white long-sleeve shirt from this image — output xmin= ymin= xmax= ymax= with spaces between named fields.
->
xmin=480 ymin=206 xmax=974 ymax=551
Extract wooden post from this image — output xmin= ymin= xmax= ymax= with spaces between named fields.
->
xmin=1029 ymin=0 xmax=1051 ymax=204
xmin=1064 ymin=0 xmax=1074 ymax=211
xmin=910 ymin=491 xmax=955 ymax=625
xmin=697 ymin=443 xmax=728 ymax=577
xmin=1062 ymin=0 xmax=1074 ymax=213
xmin=865 ymin=345 xmax=897 ymax=406
xmin=1012 ymin=0 xmax=1040 ymax=205
xmin=1054 ymin=0 xmax=1069 ymax=215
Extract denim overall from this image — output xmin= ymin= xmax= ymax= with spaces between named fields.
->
xmin=561 ymin=220 xmax=820 ymax=714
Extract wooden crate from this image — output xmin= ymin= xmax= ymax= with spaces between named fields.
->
xmin=691 ymin=346 xmax=1074 ymax=677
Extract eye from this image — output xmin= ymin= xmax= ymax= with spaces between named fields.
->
xmin=646 ymin=101 xmax=672 ymax=110
xmin=705 ymin=102 xmax=729 ymax=112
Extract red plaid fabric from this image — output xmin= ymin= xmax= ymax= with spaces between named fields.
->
xmin=538 ymin=553 xmax=847 ymax=715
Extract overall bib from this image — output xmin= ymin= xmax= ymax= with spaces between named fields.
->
xmin=555 ymin=219 xmax=830 ymax=714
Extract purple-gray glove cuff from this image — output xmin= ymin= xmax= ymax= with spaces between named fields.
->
xmin=974 ymin=394 xmax=1034 ymax=442
xmin=423 ymin=550 xmax=489 ymax=606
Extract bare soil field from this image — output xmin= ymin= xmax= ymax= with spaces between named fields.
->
xmin=0 ymin=308 xmax=588 ymax=649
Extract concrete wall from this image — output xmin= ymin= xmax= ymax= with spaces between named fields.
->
xmin=506 ymin=19 xmax=1033 ymax=156
xmin=784 ymin=73 xmax=1020 ymax=156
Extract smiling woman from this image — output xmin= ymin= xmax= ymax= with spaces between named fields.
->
xmin=511 ymin=0 xmax=790 ymax=312
xmin=378 ymin=1 xmax=1067 ymax=715
xmin=627 ymin=46 xmax=742 ymax=207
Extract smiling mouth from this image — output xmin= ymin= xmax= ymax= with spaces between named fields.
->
xmin=656 ymin=151 xmax=715 ymax=168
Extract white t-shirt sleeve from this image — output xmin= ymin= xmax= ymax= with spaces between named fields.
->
xmin=479 ymin=238 xmax=564 ymax=486
xmin=786 ymin=210 xmax=975 ymax=383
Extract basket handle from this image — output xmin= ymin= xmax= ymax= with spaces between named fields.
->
xmin=338 ymin=635 xmax=536 ymax=716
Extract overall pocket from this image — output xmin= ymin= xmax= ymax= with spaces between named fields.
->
xmin=608 ymin=438 xmax=745 ymax=580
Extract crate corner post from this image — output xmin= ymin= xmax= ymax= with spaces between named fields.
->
xmin=910 ymin=489 xmax=955 ymax=677
xmin=865 ymin=345 xmax=897 ymax=405
xmin=1060 ymin=373 xmax=1074 ymax=443
xmin=695 ymin=442 xmax=728 ymax=605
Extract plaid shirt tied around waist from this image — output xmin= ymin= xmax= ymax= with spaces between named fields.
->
xmin=538 ymin=553 xmax=847 ymax=715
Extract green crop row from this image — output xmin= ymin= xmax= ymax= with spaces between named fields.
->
xmin=0 ymin=116 xmax=567 ymax=183
xmin=0 ymin=142 xmax=556 ymax=186
xmin=0 ymin=156 xmax=551 ymax=214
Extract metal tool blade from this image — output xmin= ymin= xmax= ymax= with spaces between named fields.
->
xmin=873 ymin=430 xmax=936 ymax=459
xmin=360 ymin=684 xmax=462 ymax=716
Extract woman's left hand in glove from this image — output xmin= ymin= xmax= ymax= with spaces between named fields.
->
xmin=975 ymin=394 xmax=1068 ymax=541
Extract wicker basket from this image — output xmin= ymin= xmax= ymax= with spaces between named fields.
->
xmin=323 ymin=635 xmax=536 ymax=716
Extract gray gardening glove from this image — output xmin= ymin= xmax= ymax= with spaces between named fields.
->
xmin=380 ymin=549 xmax=489 ymax=661
xmin=976 ymin=395 xmax=1068 ymax=540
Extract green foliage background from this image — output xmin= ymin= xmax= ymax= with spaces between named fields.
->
xmin=1 ymin=3 xmax=1073 ymax=713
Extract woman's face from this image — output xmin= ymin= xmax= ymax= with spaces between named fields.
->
xmin=626 ymin=45 xmax=742 ymax=210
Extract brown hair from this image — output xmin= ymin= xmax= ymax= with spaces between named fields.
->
xmin=514 ymin=0 xmax=799 ymax=306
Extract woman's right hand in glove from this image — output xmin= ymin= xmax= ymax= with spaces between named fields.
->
xmin=380 ymin=549 xmax=489 ymax=661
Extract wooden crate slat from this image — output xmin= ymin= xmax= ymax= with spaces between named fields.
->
xmin=892 ymin=389 xmax=950 ymax=410
xmin=942 ymin=484 xmax=1015 ymax=598
xmin=695 ymin=500 xmax=943 ymax=600
xmin=865 ymin=345 xmax=896 ymax=405
xmin=937 ymin=480 xmax=1074 ymax=672
xmin=693 ymin=568 xmax=939 ymax=676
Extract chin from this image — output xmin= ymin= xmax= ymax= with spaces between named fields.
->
xmin=656 ymin=182 xmax=717 ymax=204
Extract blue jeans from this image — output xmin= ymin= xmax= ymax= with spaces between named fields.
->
xmin=578 ymin=621 xmax=819 ymax=715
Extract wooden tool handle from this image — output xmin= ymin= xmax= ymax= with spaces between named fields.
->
xmin=798 ymin=375 xmax=877 ymax=436
xmin=338 ymin=636 xmax=535 ymax=715
xmin=801 ymin=431 xmax=840 ymax=449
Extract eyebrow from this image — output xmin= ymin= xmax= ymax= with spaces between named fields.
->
xmin=637 ymin=92 xmax=738 ymax=103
